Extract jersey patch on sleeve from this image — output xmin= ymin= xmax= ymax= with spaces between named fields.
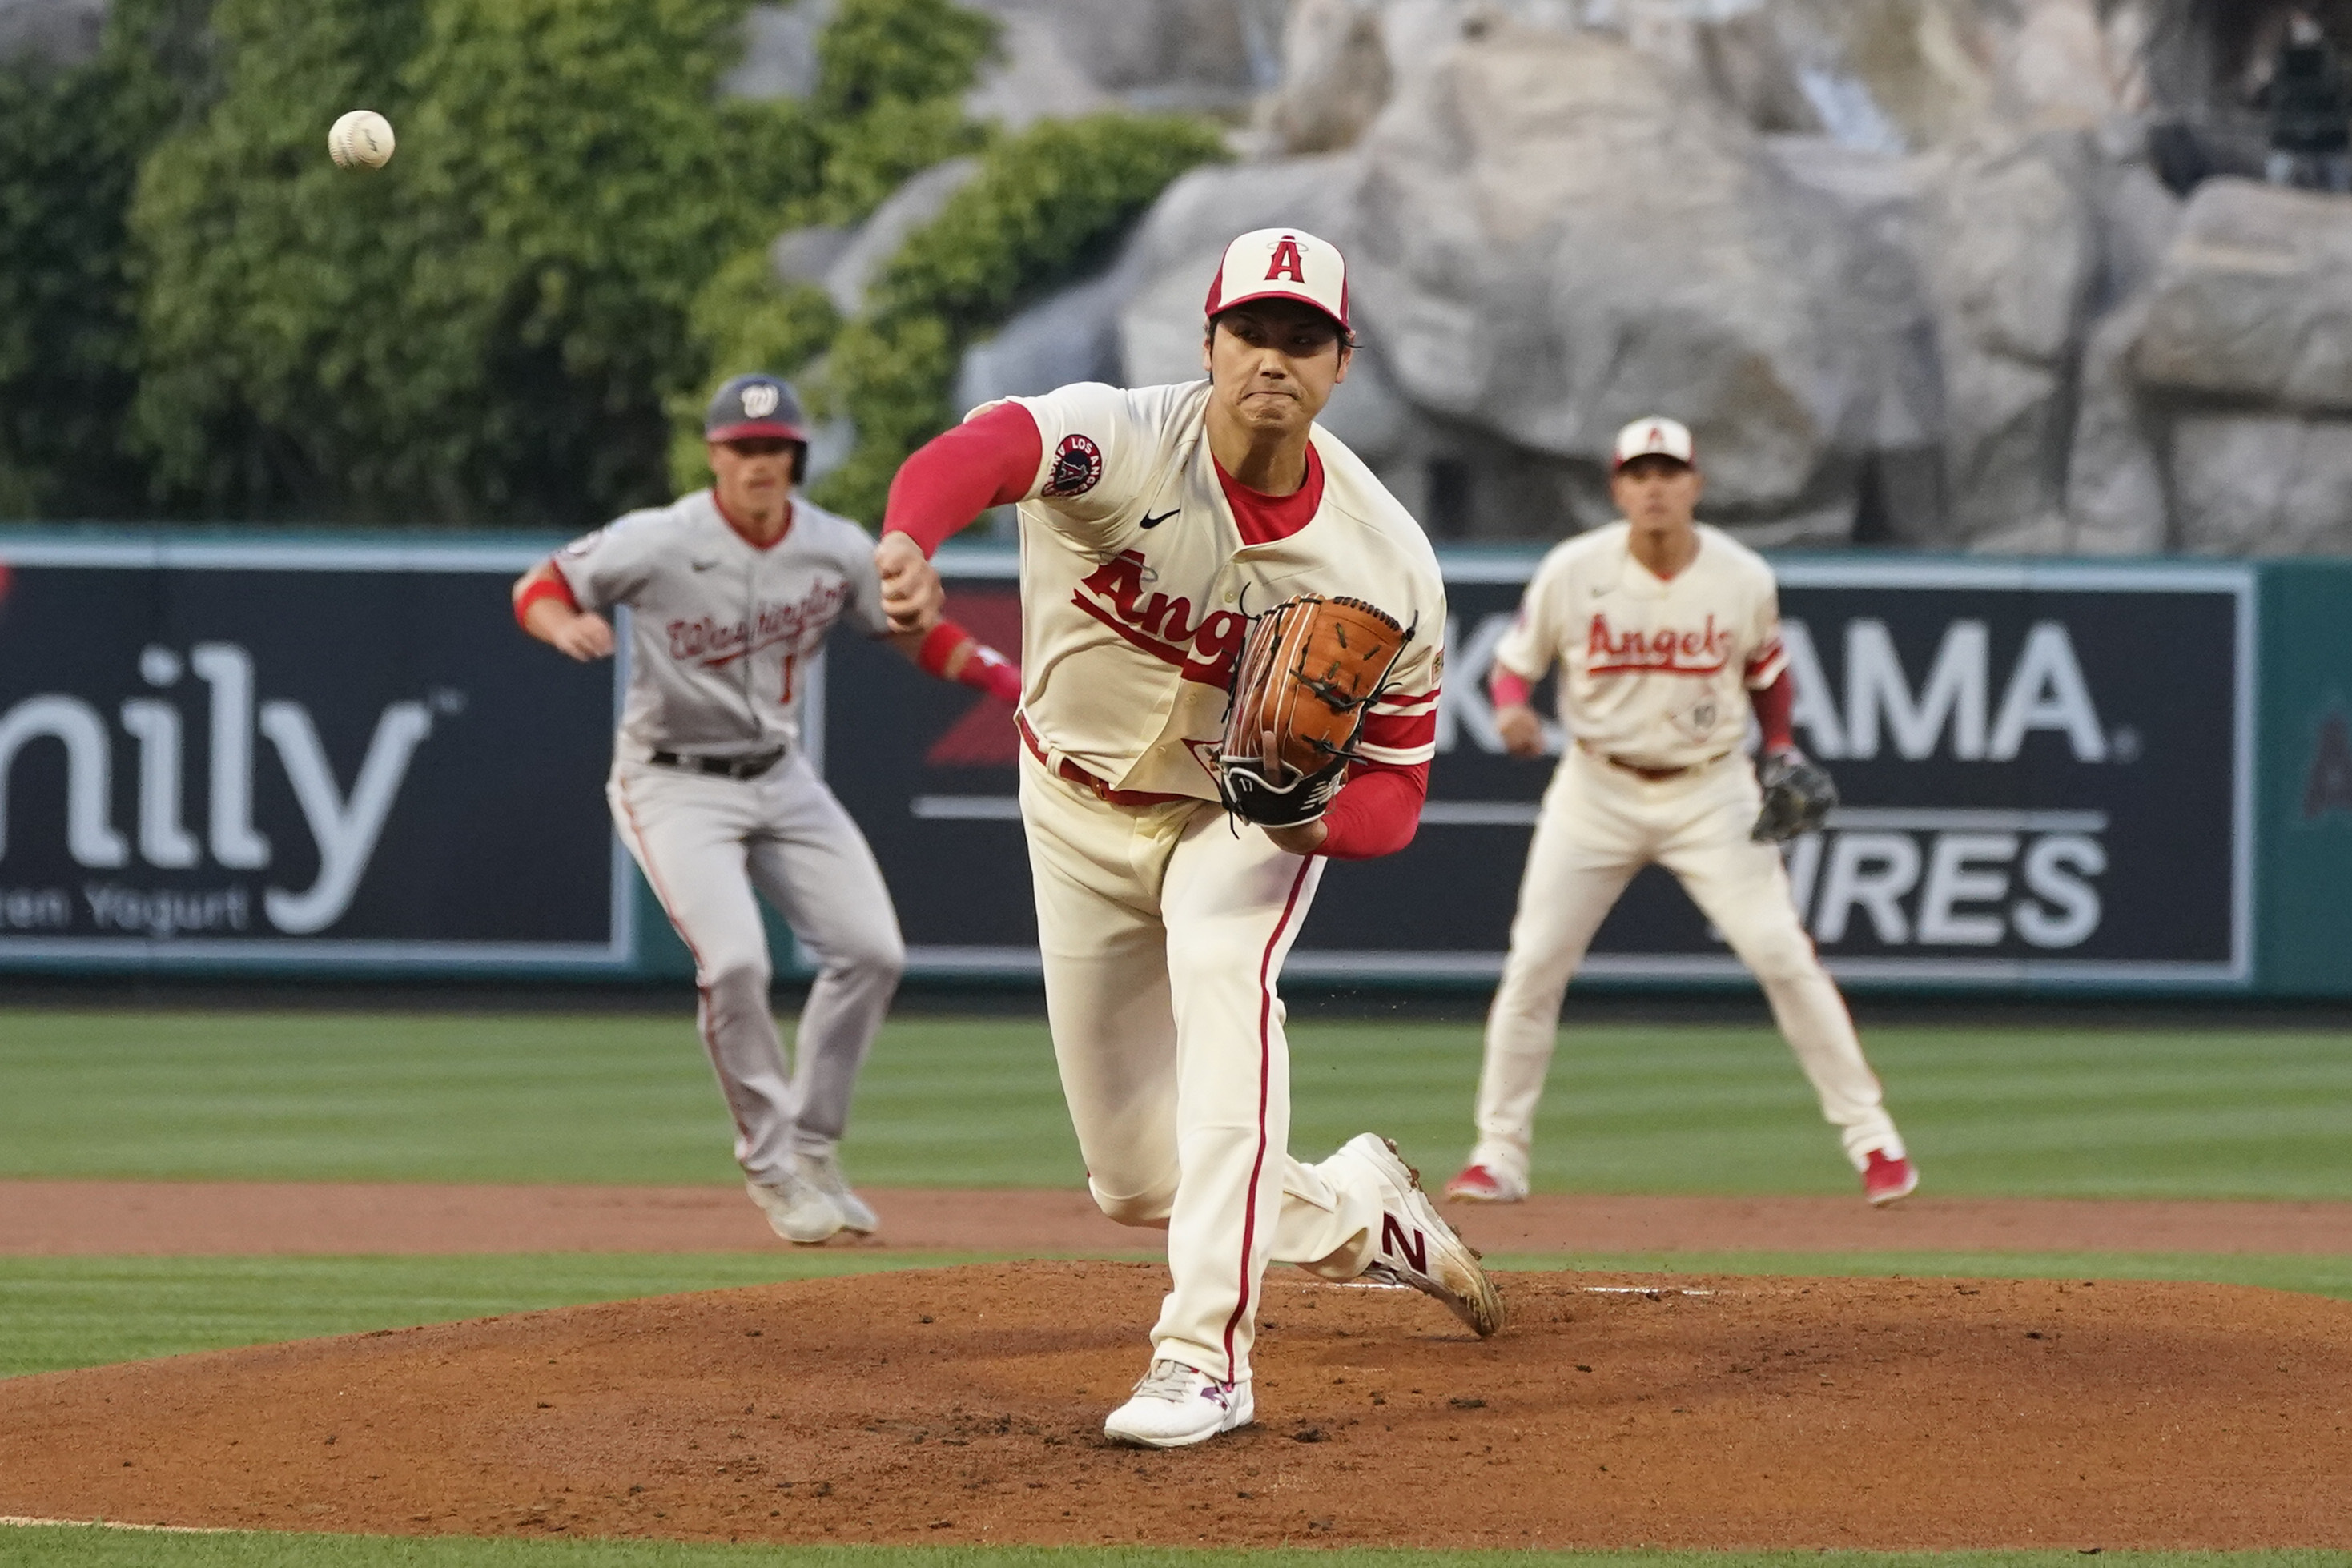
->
xmin=1042 ymin=433 xmax=1104 ymax=499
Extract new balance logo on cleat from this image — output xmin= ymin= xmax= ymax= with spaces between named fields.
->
xmin=1381 ymin=1214 xmax=1428 ymax=1274
xmin=1337 ymin=1132 xmax=1506 ymax=1338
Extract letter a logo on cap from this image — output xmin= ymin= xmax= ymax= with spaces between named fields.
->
xmin=1265 ymin=236 xmax=1307 ymax=283
xmin=1204 ymin=227 xmax=1350 ymax=332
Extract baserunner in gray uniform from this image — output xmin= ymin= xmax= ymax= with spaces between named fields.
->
xmin=512 ymin=373 xmax=1015 ymax=1243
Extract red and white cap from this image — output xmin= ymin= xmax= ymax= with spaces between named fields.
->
xmin=1613 ymin=416 xmax=1697 ymax=471
xmin=1204 ymin=227 xmax=1349 ymax=332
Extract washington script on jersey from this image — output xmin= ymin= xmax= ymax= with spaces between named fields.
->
xmin=0 ymin=544 xmax=628 ymax=968
xmin=667 ymin=580 xmax=851 ymax=669
xmin=820 ymin=554 xmax=2253 ymax=991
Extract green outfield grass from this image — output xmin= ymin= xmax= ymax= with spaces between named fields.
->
xmin=0 ymin=1252 xmax=1006 ymax=1378
xmin=2 ymin=1011 xmax=2350 ymax=1199
xmin=1 ymin=1534 xmax=2347 ymax=1568
xmin=2 ymin=1248 xmax=2344 ymax=1380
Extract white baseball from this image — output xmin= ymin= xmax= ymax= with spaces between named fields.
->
xmin=328 ymin=110 xmax=396 ymax=171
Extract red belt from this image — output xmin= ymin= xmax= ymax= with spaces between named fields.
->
xmin=1580 ymin=741 xmax=1732 ymax=782
xmin=1018 ymin=714 xmax=1197 ymax=807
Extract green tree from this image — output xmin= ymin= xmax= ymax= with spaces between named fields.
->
xmin=0 ymin=0 xmax=217 ymax=517
xmin=809 ymin=112 xmax=1228 ymax=522
xmin=123 ymin=0 xmax=1005 ymax=526
xmin=129 ymin=0 xmax=825 ymax=525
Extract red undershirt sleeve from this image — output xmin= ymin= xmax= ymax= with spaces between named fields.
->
xmin=1751 ymin=669 xmax=1795 ymax=753
xmin=881 ymin=402 xmax=1044 ymax=558
xmin=1316 ymin=760 xmax=1429 ymax=861
xmin=512 ymin=562 xmax=579 ymax=629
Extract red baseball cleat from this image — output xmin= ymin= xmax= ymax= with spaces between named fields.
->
xmin=1863 ymin=1150 xmax=1919 ymax=1207
xmin=1443 ymin=1163 xmax=1528 ymax=1204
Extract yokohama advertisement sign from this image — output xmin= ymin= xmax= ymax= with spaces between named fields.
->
xmin=826 ymin=554 xmax=2254 ymax=990
xmin=0 ymin=540 xmax=631 ymax=970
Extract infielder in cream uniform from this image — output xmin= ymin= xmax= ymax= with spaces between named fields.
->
xmin=513 ymin=374 xmax=1019 ymax=1247
xmin=878 ymin=229 xmax=1501 ymax=1448
xmin=1445 ymin=418 xmax=1919 ymax=1210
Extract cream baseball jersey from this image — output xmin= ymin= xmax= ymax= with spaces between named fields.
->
xmin=1494 ymin=521 xmax=1787 ymax=770
xmin=986 ymin=379 xmax=1445 ymax=801
xmin=554 ymin=491 xmax=891 ymax=758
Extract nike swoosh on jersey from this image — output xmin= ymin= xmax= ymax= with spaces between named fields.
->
xmin=691 ymin=557 xmax=722 ymax=571
xmin=1140 ymin=509 xmax=1178 ymax=529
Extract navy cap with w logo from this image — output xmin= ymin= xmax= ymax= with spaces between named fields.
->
xmin=705 ymin=374 xmax=809 ymax=444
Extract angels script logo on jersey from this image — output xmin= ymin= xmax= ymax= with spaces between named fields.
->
xmin=1586 ymin=613 xmax=1734 ymax=677
xmin=1070 ymin=550 xmax=1248 ymax=687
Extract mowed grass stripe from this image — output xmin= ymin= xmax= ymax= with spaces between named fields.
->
xmin=0 ymin=1253 xmax=999 ymax=1379
xmin=2 ymin=1012 xmax=2348 ymax=1198
xmin=2 ymin=1526 xmax=2347 ymax=1568
xmin=2 ymin=1249 xmax=2346 ymax=1381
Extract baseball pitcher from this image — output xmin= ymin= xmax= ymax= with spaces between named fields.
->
xmin=1445 ymin=418 xmax=1918 ymax=1210
xmin=512 ymin=374 xmax=1021 ymax=1245
xmin=875 ymin=230 xmax=1502 ymax=1449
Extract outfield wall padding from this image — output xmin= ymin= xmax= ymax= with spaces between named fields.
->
xmin=0 ymin=529 xmax=2340 ymax=996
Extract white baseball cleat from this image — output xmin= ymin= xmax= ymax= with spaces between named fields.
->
xmin=1443 ymin=1162 xmax=1528 ymax=1204
xmin=795 ymin=1150 xmax=879 ymax=1235
xmin=744 ymin=1172 xmax=845 ymax=1245
xmin=1337 ymin=1133 xmax=1506 ymax=1338
xmin=1103 ymin=1359 xmax=1255 ymax=1449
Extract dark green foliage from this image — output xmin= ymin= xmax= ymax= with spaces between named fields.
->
xmin=1 ymin=0 xmax=1208 ymax=527
xmin=128 ymin=0 xmax=822 ymax=525
xmin=812 ymin=0 xmax=998 ymax=120
xmin=0 ymin=0 xmax=216 ymax=518
xmin=669 ymin=253 xmax=840 ymax=491
xmin=810 ymin=111 xmax=1228 ymax=523
xmin=120 ymin=0 xmax=999 ymax=525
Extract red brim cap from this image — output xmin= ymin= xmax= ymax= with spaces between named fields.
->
xmin=1205 ymin=228 xmax=1350 ymax=333
xmin=706 ymin=420 xmax=807 ymax=444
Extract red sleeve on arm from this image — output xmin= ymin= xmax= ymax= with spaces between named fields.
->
xmin=512 ymin=561 xmax=578 ymax=629
xmin=916 ymin=617 xmax=1023 ymax=702
xmin=1316 ymin=761 xmax=1429 ymax=861
xmin=1752 ymin=669 xmax=1795 ymax=753
xmin=882 ymin=402 xmax=1043 ymax=558
xmin=1490 ymin=666 xmax=1533 ymax=709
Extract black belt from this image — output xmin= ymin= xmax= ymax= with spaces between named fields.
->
xmin=645 ymin=747 xmax=786 ymax=780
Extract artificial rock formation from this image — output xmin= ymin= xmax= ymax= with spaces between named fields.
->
xmin=942 ymin=0 xmax=2350 ymax=553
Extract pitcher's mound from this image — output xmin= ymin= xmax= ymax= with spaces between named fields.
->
xmin=2 ymin=1262 xmax=2345 ymax=1550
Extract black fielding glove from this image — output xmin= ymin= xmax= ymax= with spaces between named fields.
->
xmin=1751 ymin=748 xmax=1838 ymax=843
xmin=1217 ymin=756 xmax=1347 ymax=827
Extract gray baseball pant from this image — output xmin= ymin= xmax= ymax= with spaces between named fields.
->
xmin=609 ymin=754 xmax=905 ymax=1184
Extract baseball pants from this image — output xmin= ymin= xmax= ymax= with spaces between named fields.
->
xmin=609 ymin=754 xmax=906 ymax=1186
xmin=1470 ymin=746 xmax=1904 ymax=1186
xmin=1019 ymin=750 xmax=1389 ymax=1386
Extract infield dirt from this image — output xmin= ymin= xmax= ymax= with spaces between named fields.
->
xmin=1 ymin=1261 xmax=2345 ymax=1550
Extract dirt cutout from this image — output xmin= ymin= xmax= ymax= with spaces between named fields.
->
xmin=2 ymin=1263 xmax=2346 ymax=1550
